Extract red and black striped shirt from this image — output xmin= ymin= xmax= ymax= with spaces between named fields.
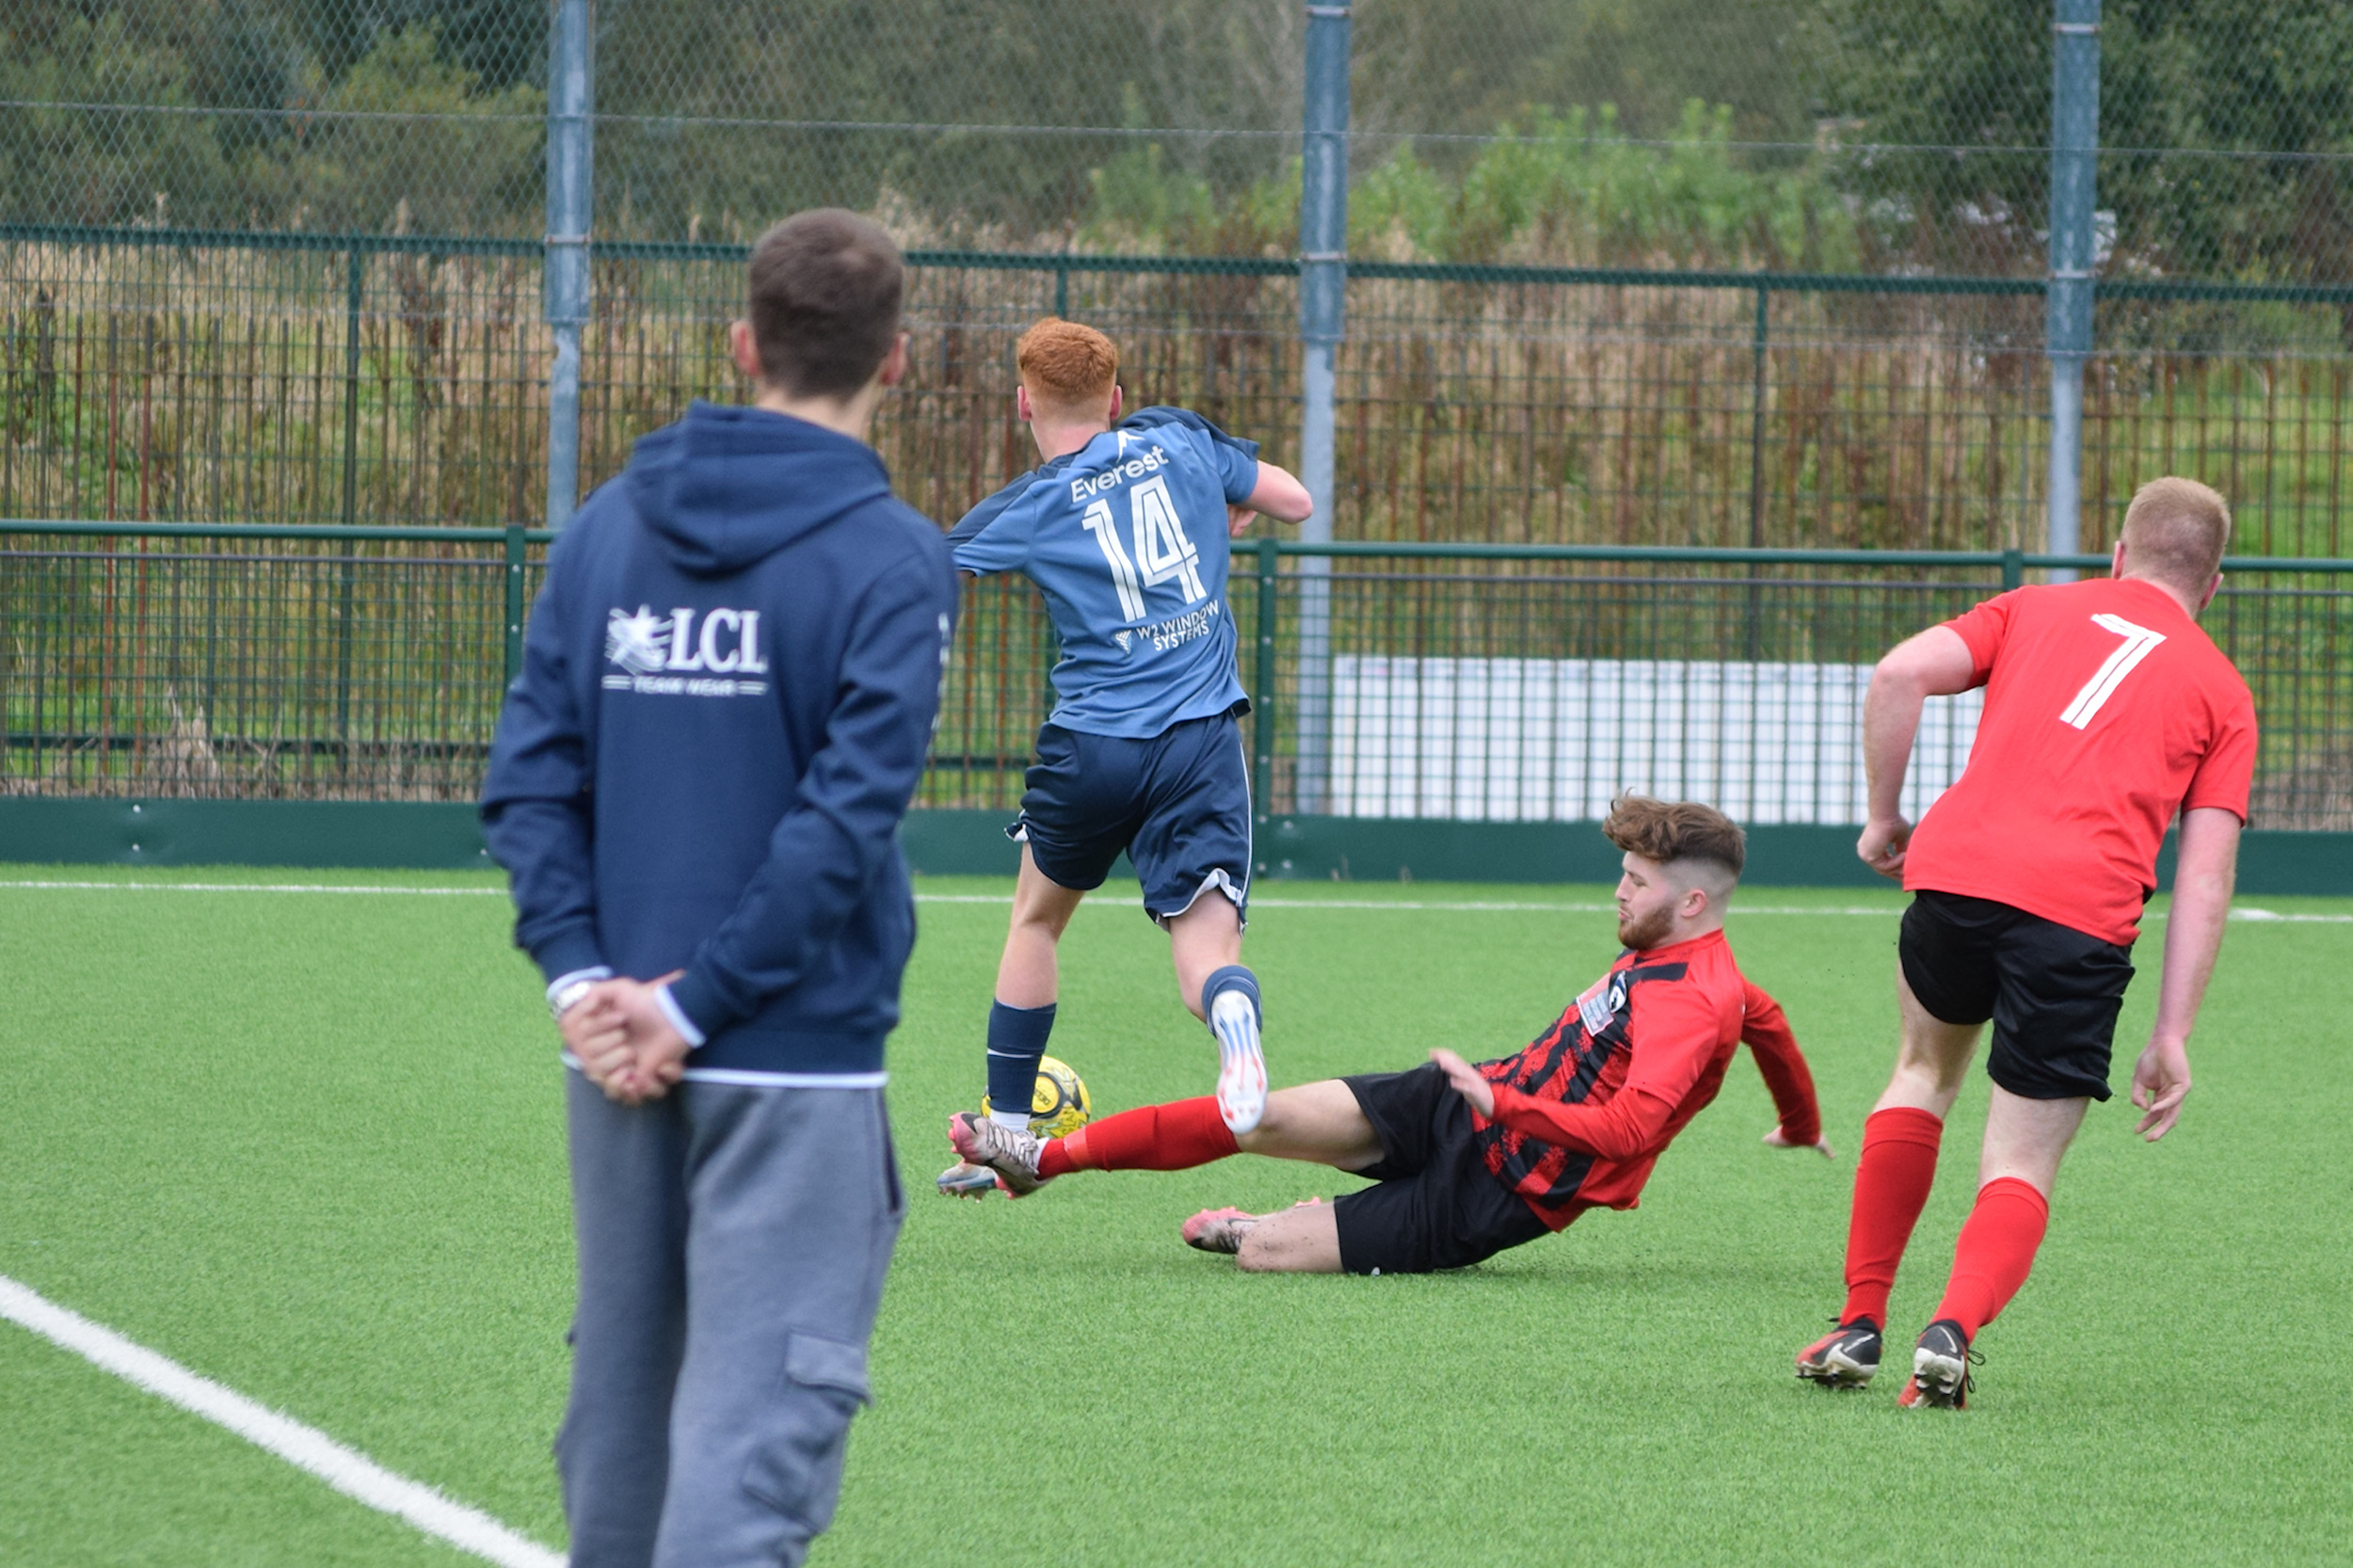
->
xmin=1473 ymin=928 xmax=1817 ymax=1229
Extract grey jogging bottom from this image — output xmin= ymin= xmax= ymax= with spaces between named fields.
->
xmin=556 ymin=1071 xmax=904 ymax=1568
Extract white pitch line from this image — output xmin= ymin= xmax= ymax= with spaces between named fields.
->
xmin=0 ymin=879 xmax=506 ymax=896
xmin=0 ymin=881 xmax=2344 ymax=921
xmin=0 ymin=1274 xmax=564 ymax=1568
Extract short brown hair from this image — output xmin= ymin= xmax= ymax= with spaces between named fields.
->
xmin=1016 ymin=317 xmax=1118 ymax=416
xmin=2121 ymin=477 xmax=2231 ymax=592
xmin=744 ymin=209 xmax=904 ymax=398
xmin=1603 ymin=794 xmax=1746 ymax=882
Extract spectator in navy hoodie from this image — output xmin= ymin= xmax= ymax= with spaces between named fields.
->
xmin=482 ymin=208 xmax=957 ymax=1568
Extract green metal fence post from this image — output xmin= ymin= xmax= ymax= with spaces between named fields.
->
xmin=1253 ymin=535 xmax=1278 ymax=823
xmin=1747 ymin=284 xmax=1769 ymax=550
xmin=2003 ymin=546 xmax=2025 ymax=590
xmin=335 ymin=243 xmax=363 ymax=776
xmin=1054 ymin=264 xmax=1069 ymax=320
xmin=1744 ymin=284 xmax=1769 ymax=660
xmin=504 ymin=521 xmax=527 ymax=689
xmin=342 ymin=246 xmax=362 ymax=529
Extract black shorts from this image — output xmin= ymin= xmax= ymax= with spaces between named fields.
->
xmin=1330 ymin=1064 xmax=1552 ymax=1275
xmin=1899 ymin=890 xmax=2137 ymax=1101
xmin=1013 ymin=712 xmax=1252 ymax=927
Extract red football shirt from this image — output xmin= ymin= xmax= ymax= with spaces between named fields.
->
xmin=1474 ymin=930 xmax=1821 ymax=1228
xmin=1903 ymin=575 xmax=2257 ymax=945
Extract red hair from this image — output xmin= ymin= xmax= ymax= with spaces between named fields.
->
xmin=1016 ymin=317 xmax=1118 ymax=415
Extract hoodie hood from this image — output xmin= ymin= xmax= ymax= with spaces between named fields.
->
xmin=626 ymin=399 xmax=893 ymax=575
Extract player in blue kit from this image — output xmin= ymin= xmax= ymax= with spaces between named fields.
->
xmin=939 ymin=318 xmax=1313 ymax=1196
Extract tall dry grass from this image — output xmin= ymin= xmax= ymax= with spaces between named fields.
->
xmin=5 ymin=240 xmax=2350 ymax=817
xmin=13 ymin=241 xmax=2349 ymax=552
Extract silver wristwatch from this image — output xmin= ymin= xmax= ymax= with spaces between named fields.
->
xmin=550 ymin=978 xmax=599 ymax=1020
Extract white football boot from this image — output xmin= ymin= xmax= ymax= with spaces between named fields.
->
xmin=1209 ymin=988 xmax=1267 ymax=1135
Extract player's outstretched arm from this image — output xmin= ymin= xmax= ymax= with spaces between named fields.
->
xmin=1430 ymin=1047 xmax=1681 ymax=1163
xmin=1742 ymin=983 xmax=1833 ymax=1160
xmin=2133 ymin=806 xmax=2240 ymax=1141
xmin=1858 ymin=624 xmax=1977 ymax=878
xmin=1230 ymin=461 xmax=1313 ymax=535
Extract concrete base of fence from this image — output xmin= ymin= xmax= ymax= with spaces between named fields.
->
xmin=1 ymin=799 xmax=2347 ymax=898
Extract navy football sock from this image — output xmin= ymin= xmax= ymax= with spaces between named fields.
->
xmin=984 ymin=1001 xmax=1057 ymax=1132
xmin=1199 ymin=965 xmax=1261 ymax=1027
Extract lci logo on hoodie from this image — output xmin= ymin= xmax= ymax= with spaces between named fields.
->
xmin=602 ymin=604 xmax=772 ymax=697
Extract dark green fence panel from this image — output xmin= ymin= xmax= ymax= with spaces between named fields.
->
xmin=6 ymin=523 xmax=2347 ymax=834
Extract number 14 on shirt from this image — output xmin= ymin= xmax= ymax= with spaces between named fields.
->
xmin=1081 ymin=474 xmax=1206 ymax=621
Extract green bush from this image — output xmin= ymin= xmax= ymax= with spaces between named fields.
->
xmin=1082 ymin=101 xmax=1861 ymax=270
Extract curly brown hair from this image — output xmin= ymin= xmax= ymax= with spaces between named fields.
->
xmin=1602 ymin=794 xmax=1746 ymax=881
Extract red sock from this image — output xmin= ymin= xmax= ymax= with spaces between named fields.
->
xmin=1839 ymin=1107 xmax=1945 ymax=1330
xmin=1038 ymin=1096 xmax=1238 ymax=1179
xmin=1932 ymin=1177 xmax=2050 ymax=1340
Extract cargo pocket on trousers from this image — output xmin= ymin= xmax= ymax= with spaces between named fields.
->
xmin=741 ymin=1330 xmax=872 ymax=1532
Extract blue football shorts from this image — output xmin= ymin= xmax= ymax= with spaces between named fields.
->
xmin=1010 ymin=710 xmax=1252 ymax=927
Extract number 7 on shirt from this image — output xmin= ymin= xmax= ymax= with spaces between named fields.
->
xmin=2057 ymin=613 xmax=2167 ymax=729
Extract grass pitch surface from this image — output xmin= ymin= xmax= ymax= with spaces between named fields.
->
xmin=1 ymin=868 xmax=2346 ymax=1566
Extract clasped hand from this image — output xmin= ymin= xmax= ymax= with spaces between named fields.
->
xmin=560 ymin=972 xmax=691 ymax=1105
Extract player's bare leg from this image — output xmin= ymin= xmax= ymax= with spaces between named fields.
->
xmin=1233 ymin=1080 xmax=1385 ymax=1169
xmin=1168 ymin=891 xmax=1267 ymax=1132
xmin=1801 ymin=964 xmax=1985 ymax=1387
xmin=1978 ymin=1086 xmax=2087 ymax=1195
xmin=996 ymin=847 xmax=1086 ymax=1007
xmin=1183 ymin=1197 xmax=1344 ymax=1273
xmin=1167 ymin=892 xmax=1241 ymax=1021
xmin=1897 ymin=1085 xmax=2093 ymax=1410
xmin=1236 ymin=1200 xmax=1344 ymax=1272
xmin=941 ymin=848 xmax=1087 ymax=1195
xmin=1176 ymin=1082 xmax=1376 ymax=1270
xmin=1874 ymin=964 xmax=1981 ymax=1115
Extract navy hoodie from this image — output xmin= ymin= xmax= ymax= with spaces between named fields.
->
xmin=482 ymin=400 xmax=958 ymax=1078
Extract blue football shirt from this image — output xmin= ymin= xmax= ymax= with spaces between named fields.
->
xmin=949 ymin=407 xmax=1260 ymax=740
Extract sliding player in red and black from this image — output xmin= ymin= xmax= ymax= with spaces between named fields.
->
xmin=947 ymin=796 xmax=1833 ymax=1274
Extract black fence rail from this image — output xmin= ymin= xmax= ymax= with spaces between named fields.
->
xmin=6 ymin=523 xmax=2348 ymax=832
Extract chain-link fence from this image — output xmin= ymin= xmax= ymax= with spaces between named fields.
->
xmin=9 ymin=2 xmax=2353 ymax=275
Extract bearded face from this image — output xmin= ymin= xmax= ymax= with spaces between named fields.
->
xmin=1616 ymin=899 xmax=1679 ymax=952
xmin=1613 ymin=851 xmax=1692 ymax=951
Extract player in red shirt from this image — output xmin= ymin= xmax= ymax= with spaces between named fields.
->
xmin=946 ymin=797 xmax=1831 ymax=1274
xmin=1796 ymin=477 xmax=2256 ymax=1407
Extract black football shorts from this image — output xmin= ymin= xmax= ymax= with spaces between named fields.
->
xmin=1329 ymin=1064 xmax=1551 ymax=1275
xmin=1011 ymin=711 xmax=1252 ymax=928
xmin=1898 ymin=889 xmax=2137 ymax=1101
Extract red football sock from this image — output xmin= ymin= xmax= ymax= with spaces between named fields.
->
xmin=1038 ymin=1096 xmax=1239 ymax=1179
xmin=1839 ymin=1106 xmax=1945 ymax=1330
xmin=1932 ymin=1176 xmax=2051 ymax=1340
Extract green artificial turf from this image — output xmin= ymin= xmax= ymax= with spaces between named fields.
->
xmin=1 ymin=867 xmax=2347 ymax=1565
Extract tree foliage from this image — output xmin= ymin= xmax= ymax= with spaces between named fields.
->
xmin=4 ymin=0 xmax=2351 ymax=276
xmin=1808 ymin=0 xmax=2353 ymax=275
